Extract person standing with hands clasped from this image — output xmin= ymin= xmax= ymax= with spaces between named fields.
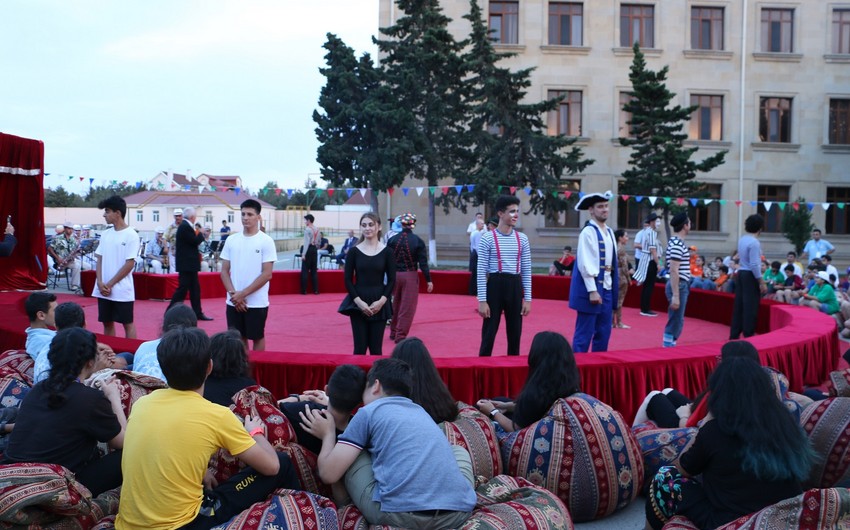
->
xmin=477 ymin=195 xmax=532 ymax=357
xmin=729 ymin=214 xmax=767 ymax=339
xmin=338 ymin=212 xmax=396 ymax=356
xmin=301 ymin=214 xmax=320 ymax=295
xmin=663 ymin=213 xmax=692 ymax=348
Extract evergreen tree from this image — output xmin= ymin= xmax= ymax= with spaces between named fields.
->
xmin=44 ymin=186 xmax=82 ymax=207
xmin=81 ymin=183 xmax=147 ymax=206
xmin=462 ymin=0 xmax=593 ymax=219
xmin=257 ymin=181 xmax=290 ymax=210
xmin=781 ymin=197 xmax=815 ymax=254
xmin=620 ymin=44 xmax=726 ymax=237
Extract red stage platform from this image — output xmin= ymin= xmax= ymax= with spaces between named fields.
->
xmin=0 ymin=270 xmax=840 ymax=421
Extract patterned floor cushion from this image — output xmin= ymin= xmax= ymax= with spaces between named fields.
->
xmin=499 ymin=394 xmax=643 ymax=523
xmin=662 ymin=487 xmax=850 ymax=530
xmin=826 ymin=368 xmax=850 ymax=397
xmin=800 ymin=397 xmax=850 ymax=488
xmin=85 ymin=369 xmax=167 ymax=418
xmin=764 ymin=367 xmax=804 ymax=422
xmin=211 ymin=489 xmax=339 ymax=530
xmin=337 ymin=504 xmax=400 ymax=530
xmin=440 ymin=402 xmax=503 ymax=484
xmin=0 ymin=374 xmax=29 ymax=409
xmin=631 ymin=421 xmax=697 ymax=495
xmin=0 ymin=349 xmax=34 ymax=386
xmin=0 ymin=463 xmax=119 ymax=528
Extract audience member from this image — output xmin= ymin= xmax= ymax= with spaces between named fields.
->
xmin=822 ymin=254 xmax=840 ymax=288
xmin=203 ymin=330 xmax=257 ymax=407
xmin=763 ymin=261 xmax=785 ymax=295
xmin=549 ymin=245 xmax=575 ymax=276
xmin=614 ymin=231 xmax=633 ymax=329
xmin=3 ymin=328 xmax=126 ymax=496
xmin=689 ymin=255 xmax=715 ymax=290
xmin=163 ymin=209 xmax=183 ymax=274
xmin=390 ymin=337 xmax=458 ymax=424
xmin=316 ymin=231 xmax=330 ymax=258
xmin=785 ymin=251 xmax=803 ymax=277
xmin=48 ymin=223 xmax=82 ymax=294
xmin=466 ymin=212 xmax=484 ymax=234
xmin=801 ymin=228 xmax=834 ymax=263
xmin=801 ymin=270 xmax=839 ymax=315
xmin=220 ymin=220 xmax=231 ymax=243
xmin=132 ymin=304 xmax=198 ymax=383
xmin=714 ymin=264 xmax=730 ymax=291
xmin=116 ymin=327 xmax=299 ymax=530
xmin=475 ymin=331 xmax=580 ymax=431
xmin=24 ymin=292 xmax=57 ymax=362
xmin=300 ymin=358 xmax=476 ymax=529
xmin=773 ymin=264 xmax=804 ymax=303
xmin=336 ymin=229 xmax=358 ymax=267
xmin=645 ymin=356 xmax=813 ymax=530
xmin=144 ymin=227 xmax=168 ymax=274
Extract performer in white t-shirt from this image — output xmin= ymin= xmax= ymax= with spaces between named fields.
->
xmin=92 ymin=196 xmax=140 ymax=339
xmin=220 ymin=199 xmax=277 ymax=351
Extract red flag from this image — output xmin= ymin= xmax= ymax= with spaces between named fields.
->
xmin=734 ymin=200 xmax=742 ymax=206
xmin=676 ymin=197 xmax=685 ymax=206
xmin=621 ymin=194 xmax=630 ymax=201
xmin=387 ymin=188 xmax=394 ymax=196
xmin=792 ymin=202 xmax=800 ymax=211
xmin=327 ymin=189 xmax=335 ymax=197
xmin=509 ymin=186 xmax=517 ymax=194
xmin=441 ymin=186 xmax=449 ymax=194
xmin=564 ymin=191 xmax=572 ymax=198
xmin=274 ymin=189 xmax=282 ymax=196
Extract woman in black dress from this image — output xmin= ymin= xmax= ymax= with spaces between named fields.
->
xmin=340 ymin=212 xmax=396 ymax=355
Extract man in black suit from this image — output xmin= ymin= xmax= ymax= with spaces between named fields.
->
xmin=167 ymin=207 xmax=213 ymax=320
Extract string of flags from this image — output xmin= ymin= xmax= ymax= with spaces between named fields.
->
xmin=43 ymin=173 xmax=848 ymax=210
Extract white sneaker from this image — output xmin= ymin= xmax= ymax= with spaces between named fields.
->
xmin=632 ymin=390 xmax=661 ymax=426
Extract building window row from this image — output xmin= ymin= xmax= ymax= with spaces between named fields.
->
xmin=758 ymin=185 xmax=850 ymax=235
xmin=489 ymin=2 xmax=850 ymax=55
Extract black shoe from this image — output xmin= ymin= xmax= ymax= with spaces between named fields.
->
xmin=197 ymin=314 xmax=214 ymax=321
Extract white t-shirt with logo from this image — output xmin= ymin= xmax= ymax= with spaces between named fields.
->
xmin=93 ymin=227 xmax=140 ymax=302
xmin=220 ymin=230 xmax=277 ymax=308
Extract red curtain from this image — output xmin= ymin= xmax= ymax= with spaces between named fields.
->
xmin=0 ymin=133 xmax=46 ymax=291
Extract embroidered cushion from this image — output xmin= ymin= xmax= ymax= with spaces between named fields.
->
xmin=0 ymin=349 xmax=34 ymax=386
xmin=85 ymin=369 xmax=167 ymax=418
xmin=499 ymin=394 xmax=644 ymax=522
xmin=662 ymin=488 xmax=850 ymax=530
xmin=632 ymin=421 xmax=697 ymax=495
xmin=763 ymin=367 xmax=803 ymax=422
xmin=461 ymin=474 xmax=573 ymax=530
xmin=800 ymin=397 xmax=850 ymax=488
xmin=440 ymin=402 xmax=502 ymax=484
xmin=0 ymin=374 xmax=29 ymax=409
xmin=826 ymin=368 xmax=850 ymax=398
xmin=211 ymin=489 xmax=339 ymax=530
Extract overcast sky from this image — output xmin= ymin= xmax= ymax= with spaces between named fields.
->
xmin=1 ymin=0 xmax=378 ymax=195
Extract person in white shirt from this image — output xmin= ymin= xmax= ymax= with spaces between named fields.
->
xmin=220 ymin=199 xmax=277 ymax=351
xmin=822 ymin=255 xmax=840 ymax=288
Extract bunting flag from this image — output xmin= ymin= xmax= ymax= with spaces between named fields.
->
xmin=416 ymin=187 xmax=424 ymax=196
xmin=441 ymin=186 xmax=449 ymax=195
xmin=387 ymin=188 xmax=394 ymax=196
xmin=402 ymin=188 xmax=410 ymax=196
xmin=635 ymin=195 xmax=643 ymax=202
xmin=454 ymin=185 xmax=463 ymax=194
xmin=359 ymin=188 xmax=367 ymax=197
xmin=523 ymin=186 xmax=532 ymax=196
xmin=467 ymin=184 xmax=475 ymax=192
xmin=822 ymin=203 xmax=831 ymax=210
xmin=648 ymin=196 xmax=657 ymax=205
xmin=764 ymin=202 xmax=773 ymax=211
xmin=346 ymin=188 xmax=354 ymax=198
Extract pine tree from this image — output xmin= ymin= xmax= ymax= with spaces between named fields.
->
xmin=781 ymin=197 xmax=815 ymax=254
xmin=462 ymin=0 xmax=593 ymax=220
xmin=620 ymin=44 xmax=726 ymax=236
xmin=44 ymin=186 xmax=82 ymax=207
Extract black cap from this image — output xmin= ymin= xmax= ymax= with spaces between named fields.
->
xmin=645 ymin=212 xmax=659 ymax=223
xmin=670 ymin=212 xmax=689 ymax=230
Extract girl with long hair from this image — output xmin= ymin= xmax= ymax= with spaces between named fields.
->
xmin=646 ymin=356 xmax=814 ymax=529
xmin=391 ymin=337 xmax=458 ymax=424
xmin=475 ymin=331 xmax=580 ymax=431
xmin=3 ymin=328 xmax=127 ymax=496
xmin=203 ymin=330 xmax=257 ymax=407
xmin=338 ymin=212 xmax=396 ymax=355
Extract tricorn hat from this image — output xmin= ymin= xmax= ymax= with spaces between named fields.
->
xmin=574 ymin=191 xmax=613 ymax=211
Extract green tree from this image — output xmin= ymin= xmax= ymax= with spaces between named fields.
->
xmin=81 ymin=183 xmax=147 ymax=206
xmin=619 ymin=44 xmax=726 ymax=238
xmin=44 ymin=186 xmax=82 ymax=207
xmin=257 ymin=181 xmax=290 ymax=210
xmin=461 ymin=0 xmax=593 ymax=219
xmin=781 ymin=197 xmax=815 ymax=254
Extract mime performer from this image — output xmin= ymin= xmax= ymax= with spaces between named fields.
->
xmin=569 ymin=191 xmax=618 ymax=353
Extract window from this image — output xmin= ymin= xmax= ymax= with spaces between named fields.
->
xmin=153 ymin=210 xmax=160 ymax=223
xmin=227 ymin=211 xmax=234 ymax=224
xmin=687 ymin=184 xmax=722 ymax=231
xmin=205 ymin=210 xmax=213 ymax=224
xmin=689 ymin=94 xmax=723 ymax=141
xmin=761 ymin=8 xmax=793 ymax=52
xmin=826 ymin=187 xmax=850 ymax=234
xmin=829 ymin=98 xmax=850 ymax=145
xmin=617 ymin=192 xmax=653 ymax=229
xmin=620 ymin=4 xmax=654 ymax=48
xmin=544 ymin=180 xmax=582 ymax=228
xmin=619 ymin=92 xmax=636 ymax=138
xmin=757 ymin=185 xmax=790 ymax=233
xmin=490 ymin=1 xmax=519 ymax=44
xmin=549 ymin=2 xmax=583 ymax=45
xmin=759 ymin=97 xmax=792 ymax=142
xmin=833 ymin=9 xmax=850 ymax=54
xmin=136 ymin=210 xmax=143 ymax=222
xmin=547 ymin=90 xmax=583 ymax=136
xmin=691 ymin=7 xmax=724 ymax=50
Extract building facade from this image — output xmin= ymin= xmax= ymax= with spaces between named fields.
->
xmin=378 ymin=0 xmax=850 ymax=266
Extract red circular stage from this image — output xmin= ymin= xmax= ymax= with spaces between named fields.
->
xmin=0 ymin=270 xmax=840 ymax=421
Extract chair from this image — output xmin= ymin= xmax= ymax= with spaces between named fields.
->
xmin=47 ymin=256 xmax=71 ymax=290
xmin=293 ymin=245 xmax=303 ymax=270
xmin=319 ymin=244 xmax=335 ymax=269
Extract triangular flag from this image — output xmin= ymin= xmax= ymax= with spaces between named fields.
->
xmin=648 ymin=196 xmax=657 ymax=205
xmin=402 ymin=188 xmax=410 ymax=196
xmin=286 ymin=189 xmax=293 ymax=198
xmin=135 ymin=182 xmax=142 ymax=189
xmin=718 ymin=199 xmax=726 ymax=205
xmin=198 ymin=186 xmax=204 ymax=194
xmin=346 ymin=189 xmax=354 ymax=198
xmin=234 ymin=187 xmax=241 ymax=195
xmin=67 ymin=176 xmax=73 ymax=181
xmin=704 ymin=199 xmax=713 ymax=205
xmin=467 ymin=184 xmax=475 ymax=192
xmin=675 ymin=197 xmax=684 ymax=206
xmin=734 ymin=200 xmax=742 ymax=206
xmin=564 ymin=191 xmax=572 ymax=199
xmin=428 ymin=187 xmax=436 ymax=195
xmin=326 ymin=189 xmax=334 ymax=197
xmin=689 ymin=198 xmax=698 ymax=207
xmin=359 ymin=188 xmax=367 ymax=197
xmin=315 ymin=189 xmax=325 ymax=197
xmin=441 ymin=186 xmax=449 ymax=195
xmin=635 ymin=195 xmax=643 ymax=202
xmin=792 ymin=202 xmax=800 ymax=211
xmin=622 ymin=194 xmax=630 ymax=201
xmin=577 ymin=192 xmax=585 ymax=199
xmin=836 ymin=203 xmax=845 ymax=209
xmin=748 ymin=201 xmax=757 ymax=207
xmin=821 ymin=203 xmax=831 ymax=210
xmin=509 ymin=186 xmax=517 ymax=195
xmin=551 ymin=191 xmax=559 ymax=198
xmin=806 ymin=203 xmax=814 ymax=211
xmin=663 ymin=197 xmax=672 ymax=204
xmin=387 ymin=188 xmax=394 ymax=196
xmin=275 ymin=189 xmax=282 ymax=196
xmin=454 ymin=185 xmax=463 ymax=194
xmin=523 ymin=186 xmax=532 ymax=196
xmin=416 ymin=187 xmax=424 ymax=196
xmin=778 ymin=202 xmax=786 ymax=209
xmin=210 ymin=186 xmax=216 ymax=191
xmin=497 ymin=186 xmax=503 ymax=193
xmin=764 ymin=202 xmax=773 ymax=211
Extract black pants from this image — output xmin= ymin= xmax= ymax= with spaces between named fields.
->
xmin=75 ymin=449 xmax=123 ymax=497
xmin=350 ymin=313 xmax=387 ymax=355
xmin=169 ymin=271 xmax=203 ymax=315
xmin=479 ymin=274 xmax=523 ymax=357
xmin=640 ymin=260 xmax=658 ymax=313
xmin=180 ymin=453 xmax=299 ymax=530
xmin=468 ymin=251 xmax=478 ymax=296
xmin=729 ymin=269 xmax=760 ymax=339
xmin=300 ymin=246 xmax=318 ymax=294
xmin=646 ymin=390 xmax=690 ymax=429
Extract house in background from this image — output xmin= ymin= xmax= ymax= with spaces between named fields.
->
xmin=146 ymin=171 xmax=243 ymax=192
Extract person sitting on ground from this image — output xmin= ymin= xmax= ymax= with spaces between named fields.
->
xmin=276 ymin=364 xmax=366 ymax=456
xmin=202 ymin=330 xmax=257 ymax=407
xmin=3 ymin=328 xmax=126 ymax=496
xmin=24 ymin=292 xmax=57 ymax=362
xmin=475 ymin=331 xmax=580 ymax=432
xmin=801 ymin=270 xmax=839 ymax=316
xmin=773 ymin=264 xmax=805 ymax=303
xmin=714 ymin=264 xmax=730 ymax=291
xmin=132 ymin=304 xmax=197 ymax=383
xmin=299 ymin=358 xmax=476 ymax=529
xmin=645 ymin=356 xmax=813 ymax=530
xmin=390 ymin=337 xmax=458 ymax=424
xmin=549 ymin=246 xmax=575 ymax=276
xmin=116 ymin=327 xmax=300 ymax=530
xmin=763 ymin=260 xmax=786 ymax=296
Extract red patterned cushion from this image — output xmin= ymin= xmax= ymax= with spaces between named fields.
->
xmin=500 ymin=394 xmax=644 ymax=522
xmin=0 ymin=463 xmax=119 ymax=527
xmin=336 ymin=504 xmax=400 ymax=530
xmin=800 ymin=397 xmax=850 ymax=488
xmin=632 ymin=421 xmax=697 ymax=495
xmin=212 ymin=489 xmax=339 ymax=530
xmin=440 ymin=402 xmax=502 ymax=484
xmin=826 ymin=368 xmax=850 ymax=397
xmin=462 ymin=475 xmax=573 ymax=530
xmin=85 ymin=369 xmax=167 ymax=418
xmin=662 ymin=488 xmax=850 ymax=530
xmin=0 ymin=349 xmax=34 ymax=386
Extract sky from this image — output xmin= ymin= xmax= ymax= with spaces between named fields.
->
xmin=1 ymin=0 xmax=379 ymax=195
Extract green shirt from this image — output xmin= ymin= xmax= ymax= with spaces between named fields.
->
xmin=763 ymin=269 xmax=785 ymax=285
xmin=809 ymin=283 xmax=839 ymax=314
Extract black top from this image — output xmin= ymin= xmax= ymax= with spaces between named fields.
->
xmin=679 ymin=419 xmax=802 ymax=527
xmin=387 ymin=229 xmax=431 ymax=282
xmin=279 ymin=401 xmax=342 ymax=456
xmin=174 ymin=220 xmax=206 ymax=272
xmin=0 ymin=233 xmax=16 ymax=257
xmin=343 ymin=246 xmax=396 ymax=321
xmin=4 ymin=382 xmax=120 ymax=472
xmin=203 ymin=375 xmax=257 ymax=407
